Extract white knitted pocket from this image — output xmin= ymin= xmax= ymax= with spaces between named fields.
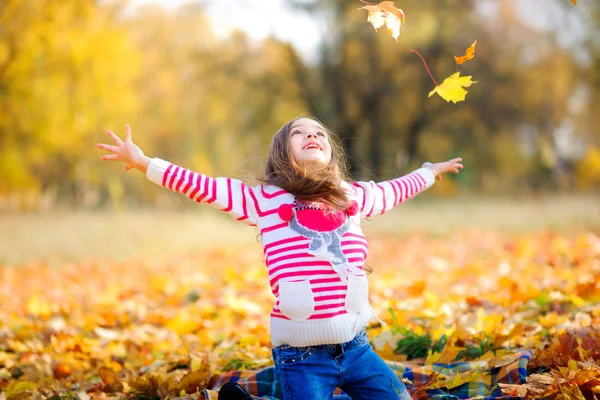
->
xmin=345 ymin=275 xmax=369 ymax=314
xmin=278 ymin=279 xmax=315 ymax=321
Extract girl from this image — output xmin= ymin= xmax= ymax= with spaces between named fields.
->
xmin=97 ymin=117 xmax=463 ymax=400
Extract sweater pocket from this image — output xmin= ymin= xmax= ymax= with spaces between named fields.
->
xmin=278 ymin=279 xmax=315 ymax=321
xmin=345 ymin=275 xmax=369 ymax=314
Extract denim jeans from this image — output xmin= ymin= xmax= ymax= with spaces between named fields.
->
xmin=271 ymin=330 xmax=412 ymax=400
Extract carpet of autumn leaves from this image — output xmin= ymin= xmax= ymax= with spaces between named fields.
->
xmin=1 ymin=230 xmax=600 ymax=399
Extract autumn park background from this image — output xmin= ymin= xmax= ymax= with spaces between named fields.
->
xmin=1 ymin=0 xmax=600 ymax=399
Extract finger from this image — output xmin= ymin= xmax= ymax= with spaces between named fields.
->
xmin=106 ymin=130 xmax=123 ymax=146
xmin=125 ymin=124 xmax=132 ymax=142
xmin=451 ymin=157 xmax=463 ymax=163
xmin=101 ymin=154 xmax=121 ymax=161
xmin=96 ymin=143 xmax=120 ymax=153
xmin=454 ymin=163 xmax=464 ymax=169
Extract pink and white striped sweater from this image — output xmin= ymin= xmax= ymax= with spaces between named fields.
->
xmin=147 ymin=158 xmax=435 ymax=347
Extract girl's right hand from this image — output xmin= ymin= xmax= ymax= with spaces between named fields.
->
xmin=97 ymin=124 xmax=151 ymax=173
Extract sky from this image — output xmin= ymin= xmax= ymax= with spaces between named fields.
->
xmin=126 ymin=0 xmax=323 ymax=60
xmin=126 ymin=0 xmax=590 ymax=63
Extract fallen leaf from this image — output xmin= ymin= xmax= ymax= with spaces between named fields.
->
xmin=52 ymin=363 xmax=72 ymax=380
xmin=498 ymin=383 xmax=528 ymax=397
xmin=99 ymin=367 xmax=124 ymax=392
xmin=425 ymin=351 xmax=441 ymax=364
xmin=4 ymin=381 xmax=38 ymax=400
xmin=430 ymin=369 xmax=483 ymax=390
xmin=175 ymin=368 xmax=211 ymax=394
xmin=539 ymin=311 xmax=568 ymax=328
xmin=557 ymin=382 xmax=585 ymax=400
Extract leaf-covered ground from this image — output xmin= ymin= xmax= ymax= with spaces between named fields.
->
xmin=1 ymin=230 xmax=599 ymax=399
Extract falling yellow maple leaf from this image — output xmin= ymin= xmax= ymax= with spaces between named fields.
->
xmin=454 ymin=40 xmax=477 ymax=65
xmin=572 ymin=0 xmax=576 ymax=5
xmin=359 ymin=1 xmax=405 ymax=41
xmin=428 ymin=72 xmax=477 ymax=103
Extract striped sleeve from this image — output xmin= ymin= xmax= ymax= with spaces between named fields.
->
xmin=351 ymin=167 xmax=435 ymax=218
xmin=146 ymin=158 xmax=258 ymax=226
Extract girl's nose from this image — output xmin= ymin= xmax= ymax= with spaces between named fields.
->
xmin=306 ymin=132 xmax=316 ymax=139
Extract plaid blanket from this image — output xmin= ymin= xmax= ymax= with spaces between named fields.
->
xmin=199 ymin=350 xmax=532 ymax=399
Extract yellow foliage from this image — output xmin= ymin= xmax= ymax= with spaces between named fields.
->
xmin=166 ymin=310 xmax=202 ymax=335
xmin=425 ymin=350 xmax=442 ymax=364
xmin=4 ymin=381 xmax=38 ymax=399
xmin=539 ymin=312 xmax=568 ymax=329
xmin=25 ymin=296 xmax=52 ymax=320
xmin=576 ymin=146 xmax=600 ymax=189
xmin=0 ymin=0 xmax=140 ymax=196
xmin=475 ymin=307 xmax=503 ymax=336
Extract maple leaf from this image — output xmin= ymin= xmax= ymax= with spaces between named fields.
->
xmin=430 ymin=369 xmax=484 ymax=390
xmin=99 ymin=367 xmax=124 ymax=393
xmin=454 ymin=40 xmax=477 ymax=65
xmin=572 ymin=0 xmax=576 ymax=5
xmin=175 ymin=366 xmax=211 ymax=395
xmin=428 ymin=72 xmax=477 ymax=103
xmin=359 ymin=1 xmax=405 ymax=41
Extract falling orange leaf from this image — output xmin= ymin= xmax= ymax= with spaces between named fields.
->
xmin=359 ymin=1 xmax=405 ymax=41
xmin=428 ymin=72 xmax=477 ymax=103
xmin=572 ymin=0 xmax=576 ymax=5
xmin=454 ymin=40 xmax=477 ymax=65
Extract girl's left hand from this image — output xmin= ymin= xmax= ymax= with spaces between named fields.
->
xmin=422 ymin=157 xmax=463 ymax=181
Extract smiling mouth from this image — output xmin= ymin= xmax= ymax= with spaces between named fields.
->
xmin=303 ymin=143 xmax=322 ymax=150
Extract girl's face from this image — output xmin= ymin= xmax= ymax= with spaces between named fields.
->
xmin=288 ymin=118 xmax=332 ymax=166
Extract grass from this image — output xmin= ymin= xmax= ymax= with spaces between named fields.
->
xmin=0 ymin=193 xmax=598 ymax=267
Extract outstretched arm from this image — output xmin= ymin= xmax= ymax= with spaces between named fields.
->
xmin=97 ymin=125 xmax=259 ymax=226
xmin=352 ymin=157 xmax=463 ymax=218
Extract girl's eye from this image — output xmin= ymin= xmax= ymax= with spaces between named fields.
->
xmin=292 ymin=130 xmax=302 ymax=135
xmin=317 ymin=131 xmax=325 ymax=137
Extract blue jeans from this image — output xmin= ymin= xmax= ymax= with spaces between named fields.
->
xmin=271 ymin=331 xmax=411 ymax=400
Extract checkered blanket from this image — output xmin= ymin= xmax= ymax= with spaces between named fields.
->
xmin=199 ymin=350 xmax=532 ymax=399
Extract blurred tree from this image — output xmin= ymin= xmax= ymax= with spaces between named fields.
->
xmin=0 ymin=0 xmax=598 ymax=210
xmin=121 ymin=3 xmax=307 ymax=207
xmin=285 ymin=0 xmax=492 ymax=180
xmin=0 ymin=0 xmax=140 ymax=208
xmin=285 ymin=0 xmax=598 ymax=192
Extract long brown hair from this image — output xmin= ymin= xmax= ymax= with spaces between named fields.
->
xmin=263 ymin=116 xmax=351 ymax=210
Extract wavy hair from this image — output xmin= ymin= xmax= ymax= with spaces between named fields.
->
xmin=263 ymin=117 xmax=351 ymax=210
